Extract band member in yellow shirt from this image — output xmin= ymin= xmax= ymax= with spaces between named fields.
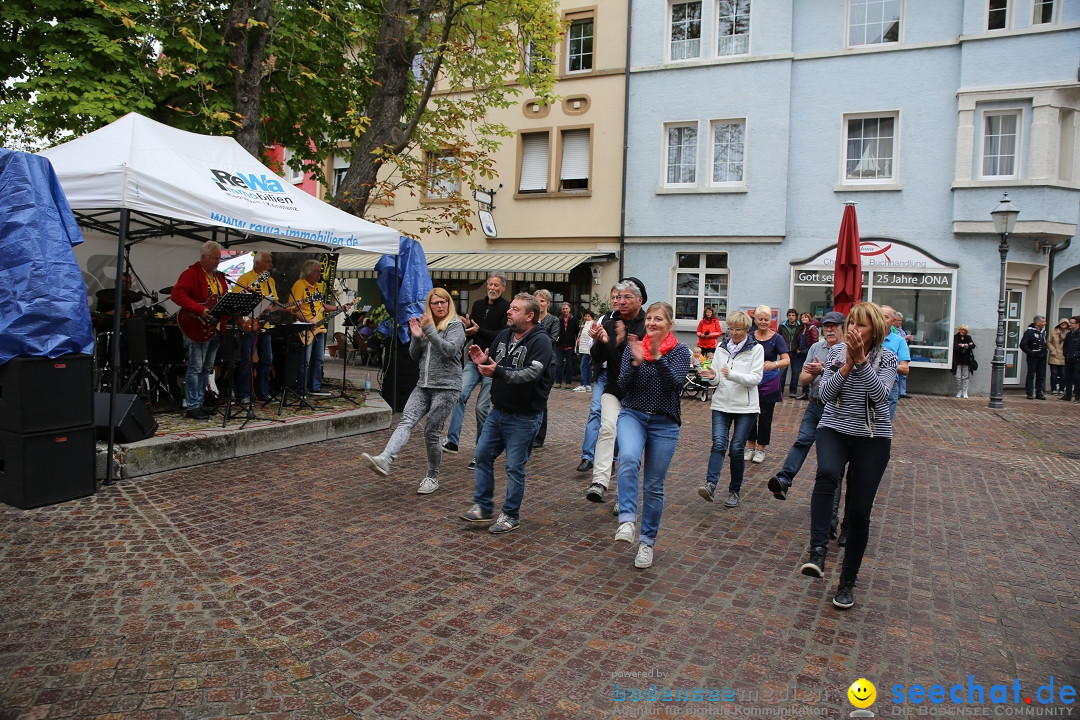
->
xmin=231 ymin=251 xmax=278 ymax=403
xmin=288 ymin=259 xmax=346 ymax=396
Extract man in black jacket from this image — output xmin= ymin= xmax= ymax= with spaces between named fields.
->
xmin=1020 ymin=315 xmax=1048 ymax=400
xmin=1061 ymin=316 xmax=1080 ymax=402
xmin=459 ymin=293 xmax=553 ymax=534
xmin=584 ymin=277 xmax=647 ymax=503
xmin=444 ymin=272 xmax=510 ymax=455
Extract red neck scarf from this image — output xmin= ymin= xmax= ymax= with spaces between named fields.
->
xmin=642 ymin=332 xmax=678 ymax=362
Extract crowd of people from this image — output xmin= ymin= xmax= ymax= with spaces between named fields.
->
xmin=346 ymin=267 xmax=1080 ymax=613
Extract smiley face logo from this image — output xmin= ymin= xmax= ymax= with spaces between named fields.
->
xmin=848 ymin=678 xmax=877 ymax=709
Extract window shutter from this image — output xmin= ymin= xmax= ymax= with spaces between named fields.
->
xmin=519 ymin=134 xmax=549 ymax=192
xmin=560 ymin=129 xmax=590 ymax=182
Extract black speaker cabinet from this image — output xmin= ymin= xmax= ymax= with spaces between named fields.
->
xmin=384 ymin=340 xmax=420 ymax=412
xmin=0 ymin=426 xmax=96 ymax=509
xmin=94 ymin=393 xmax=158 ymax=443
xmin=0 ymin=355 xmax=93 ymax=433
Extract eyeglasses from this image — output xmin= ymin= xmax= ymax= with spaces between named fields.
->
xmin=615 ymin=294 xmax=638 ymax=302
xmin=430 ymin=300 xmax=449 ymax=306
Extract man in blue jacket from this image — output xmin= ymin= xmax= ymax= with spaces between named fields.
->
xmin=460 ymin=293 xmax=553 ymax=534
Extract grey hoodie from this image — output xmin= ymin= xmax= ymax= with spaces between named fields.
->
xmin=409 ymin=318 xmax=467 ymax=391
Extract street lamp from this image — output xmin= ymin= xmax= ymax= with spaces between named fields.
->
xmin=988 ymin=192 xmax=1019 ymax=409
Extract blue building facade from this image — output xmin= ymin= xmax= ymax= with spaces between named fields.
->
xmin=622 ymin=0 xmax=1080 ymax=394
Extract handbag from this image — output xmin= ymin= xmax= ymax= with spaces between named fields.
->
xmin=969 ymin=356 xmax=978 ymax=373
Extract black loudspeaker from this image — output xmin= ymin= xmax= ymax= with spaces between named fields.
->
xmin=94 ymin=392 xmax=158 ymax=442
xmin=0 ymin=355 xmax=94 ymax=433
xmin=0 ymin=426 xmax=96 ymax=509
xmin=384 ymin=339 xmax=420 ymax=412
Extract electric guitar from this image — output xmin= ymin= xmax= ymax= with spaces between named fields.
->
xmin=300 ymin=303 xmax=353 ymax=345
xmin=233 ymin=270 xmax=273 ymax=332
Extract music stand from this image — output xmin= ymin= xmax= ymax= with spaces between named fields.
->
xmin=334 ymin=324 xmax=361 ymax=406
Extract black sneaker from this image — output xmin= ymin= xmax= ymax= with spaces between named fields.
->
xmin=576 ymin=459 xmax=594 ymax=473
xmin=832 ymin=576 xmax=856 ymax=609
xmin=586 ymin=483 xmax=606 ymax=502
xmin=768 ymin=475 xmax=789 ymax=500
xmin=467 ymin=459 xmax=476 ymax=470
xmin=442 ymin=441 xmax=459 ymax=453
xmin=697 ymin=484 xmax=716 ymax=502
xmin=1036 ymin=395 xmax=1046 ymax=400
xmin=800 ymin=546 xmax=827 ymax=577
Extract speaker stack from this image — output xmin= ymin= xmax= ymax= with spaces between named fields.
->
xmin=0 ymin=355 xmax=97 ymax=509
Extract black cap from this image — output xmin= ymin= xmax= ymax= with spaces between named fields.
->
xmin=619 ymin=277 xmax=647 ymax=304
xmin=821 ymin=311 xmax=846 ymax=325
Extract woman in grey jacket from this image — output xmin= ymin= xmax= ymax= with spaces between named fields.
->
xmin=697 ymin=311 xmax=764 ymax=508
xmin=361 ymin=288 xmax=466 ymax=494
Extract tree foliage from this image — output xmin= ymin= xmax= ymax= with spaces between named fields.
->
xmin=1 ymin=0 xmax=563 ymax=235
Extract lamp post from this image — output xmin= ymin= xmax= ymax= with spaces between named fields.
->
xmin=988 ymin=192 xmax=1019 ymax=409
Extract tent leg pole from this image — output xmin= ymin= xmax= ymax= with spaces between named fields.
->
xmin=104 ymin=209 xmax=128 ymax=486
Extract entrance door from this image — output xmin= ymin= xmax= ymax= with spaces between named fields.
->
xmin=1004 ymin=288 xmax=1023 ymax=384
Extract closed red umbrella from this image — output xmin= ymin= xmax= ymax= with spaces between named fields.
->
xmin=832 ymin=202 xmax=862 ymax=315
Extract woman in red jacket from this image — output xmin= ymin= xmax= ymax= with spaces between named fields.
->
xmin=696 ymin=305 xmax=722 ymax=355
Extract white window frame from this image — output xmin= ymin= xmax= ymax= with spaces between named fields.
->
xmin=980 ymin=110 xmax=1022 ymax=180
xmin=673 ymin=252 xmax=729 ymax=330
xmin=525 ymin=41 xmax=552 ymax=76
xmin=518 ymin=131 xmax=550 ymax=193
xmin=559 ymin=128 xmax=591 ymax=191
xmin=1032 ymin=0 xmax=1056 ymax=24
xmin=566 ymin=17 xmax=594 ymax=74
xmin=331 ymin=152 xmax=350 ymax=196
xmin=842 ymin=112 xmax=898 ymax=185
xmin=669 ymin=0 xmax=703 ymax=61
xmin=847 ymin=0 xmax=902 ymax=47
xmin=709 ymin=119 xmax=746 ymax=186
xmin=987 ymin=0 xmax=1010 ymax=30
xmin=716 ymin=0 xmax=751 ymax=57
xmin=424 ymin=150 xmax=460 ymax=199
xmin=663 ymin=122 xmax=699 ymax=187
xmin=281 ymin=148 xmax=305 ymax=184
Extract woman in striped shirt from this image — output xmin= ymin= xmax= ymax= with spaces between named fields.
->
xmin=799 ymin=302 xmax=898 ymax=610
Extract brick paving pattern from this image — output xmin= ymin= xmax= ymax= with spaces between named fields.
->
xmin=2 ymin=388 xmax=1078 ymax=719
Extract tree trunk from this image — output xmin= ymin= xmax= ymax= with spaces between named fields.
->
xmin=225 ymin=0 xmax=274 ymax=157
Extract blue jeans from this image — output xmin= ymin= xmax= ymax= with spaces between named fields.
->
xmin=776 ymin=401 xmax=826 ymax=485
xmin=556 ymin=347 xmax=575 ymax=385
xmin=616 ymin=409 xmax=680 ymax=547
xmin=238 ymin=331 xmax=273 ymax=400
xmin=472 ymin=407 xmax=543 ymax=519
xmin=446 ymin=360 xmax=493 ymax=447
xmin=184 ymin=334 xmax=221 ymax=408
xmin=579 ymin=354 xmax=592 ymax=386
xmin=580 ymin=370 xmax=608 ymax=461
xmin=789 ymin=353 xmax=806 ymax=395
xmin=897 ymin=372 xmax=907 ymax=396
xmin=810 ymin=427 xmax=891 ymax=579
xmin=704 ymin=411 xmax=756 ymax=493
xmin=888 ymin=380 xmax=900 ymax=421
xmin=298 ymin=332 xmax=327 ymax=392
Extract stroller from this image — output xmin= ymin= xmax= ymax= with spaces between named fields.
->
xmin=681 ymin=368 xmax=714 ymax=402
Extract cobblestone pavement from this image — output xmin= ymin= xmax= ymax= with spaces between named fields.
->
xmin=2 ymin=386 xmax=1078 ymax=719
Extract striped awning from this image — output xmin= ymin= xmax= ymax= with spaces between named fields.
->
xmin=427 ymin=252 xmax=596 ymax=282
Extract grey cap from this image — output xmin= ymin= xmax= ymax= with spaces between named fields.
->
xmin=821 ymin=311 xmax=846 ymax=326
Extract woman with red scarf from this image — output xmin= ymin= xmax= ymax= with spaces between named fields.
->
xmin=696 ymin=305 xmax=722 ymax=355
xmin=612 ymin=302 xmax=692 ymax=569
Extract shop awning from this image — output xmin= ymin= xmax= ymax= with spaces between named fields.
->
xmin=337 ymin=253 xmax=448 ymax=279
xmin=427 ymin=252 xmax=598 ymax=282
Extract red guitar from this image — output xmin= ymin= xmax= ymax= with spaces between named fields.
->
xmin=177 ymin=295 xmax=223 ymax=343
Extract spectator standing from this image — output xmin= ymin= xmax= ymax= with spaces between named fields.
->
xmin=879 ymin=306 xmax=911 ymax=420
xmin=574 ymin=311 xmax=595 ymax=393
xmin=696 ymin=305 xmax=723 ymax=355
xmin=799 ymin=302 xmax=898 ymax=610
xmin=577 ymin=288 xmax=620 ymax=473
xmin=612 ymin=302 xmax=692 ymax=569
xmin=791 ymin=312 xmax=819 ymax=399
xmin=444 ymin=272 xmax=510 ymax=457
xmin=1020 ymin=315 xmax=1049 ymax=400
xmin=778 ymin=309 xmax=799 ymax=393
xmin=951 ymin=325 xmax=976 ymax=399
xmin=459 ymin=293 xmax=553 ymax=533
xmin=1048 ymin=319 xmax=1069 ymax=395
xmin=532 ymin=289 xmax=559 ymax=448
xmin=745 ymin=305 xmax=790 ymax=465
xmin=695 ymin=311 xmax=763 ymax=509
xmin=554 ymin=302 xmax=579 ymax=389
xmin=1061 ymin=317 xmax=1080 ymax=402
xmin=359 ymin=288 xmax=466 ymax=494
xmin=894 ymin=311 xmax=913 ymax=397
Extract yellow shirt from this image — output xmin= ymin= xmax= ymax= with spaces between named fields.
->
xmin=289 ymin=278 xmax=324 ymax=324
xmin=233 ymin=269 xmax=278 ymax=301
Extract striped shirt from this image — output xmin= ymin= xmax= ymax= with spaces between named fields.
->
xmin=817 ymin=343 xmax=898 ymax=438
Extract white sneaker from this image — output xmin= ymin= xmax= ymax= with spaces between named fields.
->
xmin=744 ymin=446 xmax=755 ymax=461
xmin=361 ymin=452 xmax=390 ymax=477
xmin=615 ymin=521 xmax=635 ymax=543
xmin=573 ymin=385 xmax=587 ymax=393
xmin=634 ymin=543 xmax=653 ymax=569
xmin=752 ymin=450 xmax=765 ymax=464
xmin=962 ymin=391 xmax=968 ymax=399
xmin=956 ymin=392 xmax=962 ymax=398
xmin=417 ymin=477 xmax=439 ymax=494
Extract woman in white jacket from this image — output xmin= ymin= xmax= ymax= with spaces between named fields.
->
xmin=696 ymin=311 xmax=765 ymax=508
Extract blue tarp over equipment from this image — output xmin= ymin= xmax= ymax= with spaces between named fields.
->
xmin=375 ymin=237 xmax=432 ymax=344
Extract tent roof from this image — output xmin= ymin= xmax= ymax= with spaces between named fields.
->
xmin=37 ymin=113 xmax=399 ymax=255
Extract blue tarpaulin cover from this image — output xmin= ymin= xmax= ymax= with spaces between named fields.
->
xmin=375 ymin=237 xmax=432 ymax=344
xmin=0 ymin=149 xmax=94 ymax=363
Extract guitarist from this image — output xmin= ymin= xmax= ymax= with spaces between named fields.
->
xmin=288 ymin=259 xmax=346 ymax=397
xmin=171 ymin=241 xmax=227 ymax=420
xmin=231 ymin=251 xmax=278 ymax=404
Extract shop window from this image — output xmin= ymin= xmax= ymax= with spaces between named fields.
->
xmin=674 ymin=253 xmax=728 ymax=324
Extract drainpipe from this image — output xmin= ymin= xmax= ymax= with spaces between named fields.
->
xmin=1046 ymin=238 xmax=1072 ymax=318
xmin=618 ymin=0 xmax=632 ymax=278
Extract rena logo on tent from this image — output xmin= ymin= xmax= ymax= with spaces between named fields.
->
xmin=210 ymin=169 xmax=285 ymax=194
